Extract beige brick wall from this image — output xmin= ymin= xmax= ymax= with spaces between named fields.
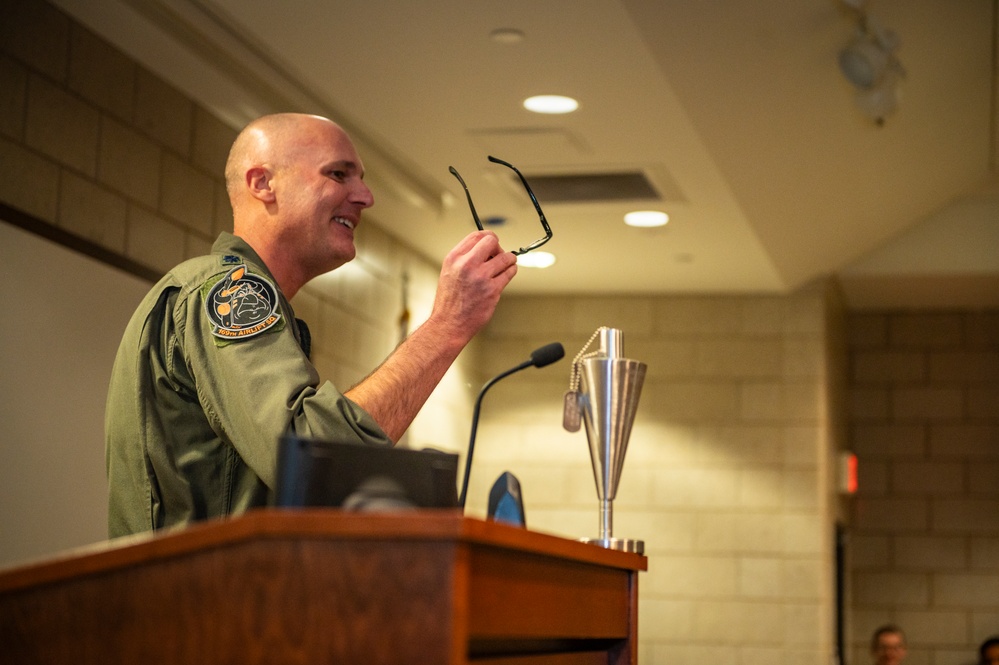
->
xmin=0 ymin=0 xmax=231 ymax=266
xmin=848 ymin=311 xmax=999 ymax=665
xmin=474 ymin=286 xmax=846 ymax=664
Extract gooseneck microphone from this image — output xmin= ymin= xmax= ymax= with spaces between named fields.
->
xmin=458 ymin=342 xmax=565 ymax=508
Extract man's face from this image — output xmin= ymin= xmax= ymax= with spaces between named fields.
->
xmin=984 ymin=644 xmax=999 ymax=665
xmin=276 ymin=119 xmax=374 ymax=274
xmin=873 ymin=632 xmax=907 ymax=665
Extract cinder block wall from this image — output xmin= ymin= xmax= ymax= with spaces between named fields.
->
xmin=470 ymin=287 xmax=847 ymax=664
xmin=848 ymin=311 xmax=999 ymax=665
xmin=0 ymin=0 xmax=234 ymax=271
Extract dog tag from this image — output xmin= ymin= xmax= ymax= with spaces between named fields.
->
xmin=562 ymin=390 xmax=581 ymax=432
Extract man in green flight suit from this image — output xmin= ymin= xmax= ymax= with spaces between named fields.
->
xmin=105 ymin=113 xmax=519 ymax=537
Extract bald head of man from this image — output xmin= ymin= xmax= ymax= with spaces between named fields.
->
xmin=223 ymin=113 xmax=375 ymax=298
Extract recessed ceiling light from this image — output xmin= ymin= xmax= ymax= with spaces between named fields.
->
xmin=516 ymin=251 xmax=556 ymax=268
xmin=624 ymin=210 xmax=669 ymax=228
xmin=523 ymin=95 xmax=579 ymax=114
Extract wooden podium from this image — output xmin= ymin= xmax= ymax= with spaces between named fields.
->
xmin=0 ymin=510 xmax=646 ymax=664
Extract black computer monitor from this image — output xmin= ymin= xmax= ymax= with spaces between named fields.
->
xmin=272 ymin=435 xmax=460 ymax=510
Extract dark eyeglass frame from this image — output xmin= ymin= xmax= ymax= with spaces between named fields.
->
xmin=448 ymin=156 xmax=552 ymax=256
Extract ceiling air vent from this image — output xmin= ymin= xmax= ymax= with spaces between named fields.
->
xmin=523 ymin=172 xmax=661 ymax=203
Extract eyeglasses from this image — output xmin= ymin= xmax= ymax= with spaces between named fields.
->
xmin=449 ymin=156 xmax=553 ymax=256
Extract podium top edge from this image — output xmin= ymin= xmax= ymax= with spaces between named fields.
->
xmin=0 ymin=509 xmax=647 ymax=594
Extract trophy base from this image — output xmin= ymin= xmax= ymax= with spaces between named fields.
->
xmin=580 ymin=537 xmax=645 ymax=555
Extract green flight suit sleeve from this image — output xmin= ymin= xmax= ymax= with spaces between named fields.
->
xmin=176 ymin=277 xmax=391 ymax=489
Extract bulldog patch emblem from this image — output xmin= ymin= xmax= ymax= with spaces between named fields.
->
xmin=204 ymin=264 xmax=282 ymax=340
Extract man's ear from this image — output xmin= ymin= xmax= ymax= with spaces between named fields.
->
xmin=246 ymin=166 xmax=276 ymax=203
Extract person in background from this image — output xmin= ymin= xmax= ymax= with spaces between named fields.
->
xmin=105 ymin=113 xmax=518 ymax=537
xmin=980 ymin=636 xmax=999 ymax=665
xmin=870 ymin=624 xmax=908 ymax=665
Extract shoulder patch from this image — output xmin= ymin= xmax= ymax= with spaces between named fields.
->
xmin=203 ymin=265 xmax=283 ymax=341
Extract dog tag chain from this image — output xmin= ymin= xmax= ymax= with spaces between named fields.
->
xmin=563 ymin=327 xmax=608 ymax=432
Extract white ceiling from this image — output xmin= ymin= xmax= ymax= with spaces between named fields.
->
xmin=54 ymin=0 xmax=999 ymax=307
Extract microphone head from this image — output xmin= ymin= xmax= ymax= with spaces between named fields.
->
xmin=530 ymin=342 xmax=565 ymax=368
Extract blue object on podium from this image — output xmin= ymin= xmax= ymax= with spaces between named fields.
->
xmin=487 ymin=471 xmax=526 ymax=527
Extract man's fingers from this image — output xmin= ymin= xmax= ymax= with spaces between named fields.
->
xmin=447 ymin=231 xmax=518 ymax=278
xmin=449 ymin=230 xmax=496 ymax=257
xmin=485 ymin=249 xmax=518 ymax=279
xmin=496 ymin=260 xmax=518 ymax=287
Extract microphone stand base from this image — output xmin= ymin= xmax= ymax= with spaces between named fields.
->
xmin=580 ymin=537 xmax=645 ymax=555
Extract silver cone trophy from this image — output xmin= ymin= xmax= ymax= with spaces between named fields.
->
xmin=578 ymin=328 xmax=646 ymax=554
